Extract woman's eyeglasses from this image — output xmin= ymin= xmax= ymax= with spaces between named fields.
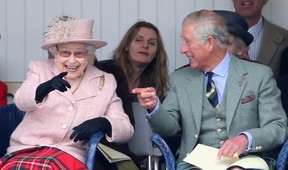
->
xmin=58 ymin=49 xmax=87 ymax=58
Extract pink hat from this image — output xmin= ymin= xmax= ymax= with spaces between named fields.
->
xmin=41 ymin=16 xmax=107 ymax=50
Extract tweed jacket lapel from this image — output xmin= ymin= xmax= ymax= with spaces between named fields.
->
xmin=185 ymin=68 xmax=204 ymax=134
xmin=225 ymin=56 xmax=247 ymax=132
xmin=258 ymin=18 xmax=286 ymax=65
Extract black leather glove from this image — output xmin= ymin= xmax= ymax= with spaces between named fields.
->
xmin=70 ymin=117 xmax=112 ymax=142
xmin=35 ymin=72 xmax=71 ymax=102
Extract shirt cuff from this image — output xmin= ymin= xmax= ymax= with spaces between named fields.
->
xmin=239 ymin=132 xmax=253 ymax=151
xmin=145 ymin=97 xmax=160 ymax=118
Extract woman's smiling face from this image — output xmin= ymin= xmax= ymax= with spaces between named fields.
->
xmin=54 ymin=42 xmax=88 ymax=79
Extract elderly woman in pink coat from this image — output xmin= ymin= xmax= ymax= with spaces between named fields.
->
xmin=0 ymin=16 xmax=134 ymax=169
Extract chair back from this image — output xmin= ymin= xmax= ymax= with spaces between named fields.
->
xmin=86 ymin=132 xmax=105 ymax=170
xmin=0 ymin=103 xmax=25 ymax=157
xmin=151 ymin=134 xmax=177 ymax=170
xmin=128 ymin=102 xmax=161 ymax=156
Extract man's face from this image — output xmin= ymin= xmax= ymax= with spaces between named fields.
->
xmin=180 ymin=23 xmax=210 ymax=71
xmin=232 ymin=0 xmax=268 ymax=20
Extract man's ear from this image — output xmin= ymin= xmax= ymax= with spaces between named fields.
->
xmin=206 ymin=36 xmax=215 ymax=51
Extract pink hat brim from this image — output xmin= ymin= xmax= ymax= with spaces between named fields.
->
xmin=41 ymin=39 xmax=107 ymax=50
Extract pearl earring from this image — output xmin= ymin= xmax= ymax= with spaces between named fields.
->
xmin=237 ymin=51 xmax=242 ymax=57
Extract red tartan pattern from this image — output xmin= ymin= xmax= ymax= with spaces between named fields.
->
xmin=0 ymin=146 xmax=88 ymax=170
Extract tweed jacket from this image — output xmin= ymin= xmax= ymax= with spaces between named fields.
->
xmin=257 ymin=18 xmax=288 ymax=79
xmin=10 ymin=59 xmax=134 ymax=163
xmin=148 ymin=55 xmax=288 ymax=163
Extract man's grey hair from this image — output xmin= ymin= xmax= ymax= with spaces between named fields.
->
xmin=182 ymin=9 xmax=229 ymax=47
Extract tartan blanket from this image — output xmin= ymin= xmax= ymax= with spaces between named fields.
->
xmin=0 ymin=146 xmax=88 ymax=170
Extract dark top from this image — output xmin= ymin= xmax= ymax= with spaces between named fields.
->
xmin=277 ymin=73 xmax=288 ymax=116
xmin=93 ymin=60 xmax=140 ymax=169
xmin=279 ymin=47 xmax=288 ymax=78
xmin=279 ymin=47 xmax=288 ymax=116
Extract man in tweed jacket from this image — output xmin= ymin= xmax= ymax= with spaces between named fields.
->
xmin=133 ymin=10 xmax=287 ymax=170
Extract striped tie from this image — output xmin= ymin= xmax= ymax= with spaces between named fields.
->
xmin=206 ymin=72 xmax=219 ymax=108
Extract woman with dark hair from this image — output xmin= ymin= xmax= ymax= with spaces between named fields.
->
xmin=104 ymin=21 xmax=179 ymax=168
xmin=112 ymin=21 xmax=169 ymax=102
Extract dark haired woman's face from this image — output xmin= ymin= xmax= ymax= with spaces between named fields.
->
xmin=128 ymin=27 xmax=158 ymax=66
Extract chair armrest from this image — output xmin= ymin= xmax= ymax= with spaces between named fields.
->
xmin=277 ymin=139 xmax=288 ymax=170
xmin=86 ymin=131 xmax=104 ymax=170
xmin=151 ymin=133 xmax=177 ymax=170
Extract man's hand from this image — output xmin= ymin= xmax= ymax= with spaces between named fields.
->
xmin=35 ymin=72 xmax=71 ymax=102
xmin=217 ymin=134 xmax=249 ymax=161
xmin=132 ymin=87 xmax=158 ymax=112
